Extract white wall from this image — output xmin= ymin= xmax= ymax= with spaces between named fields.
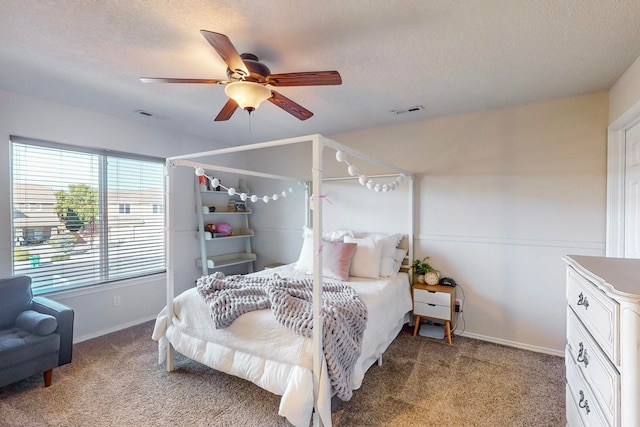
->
xmin=1 ymin=88 xmax=610 ymax=355
xmin=609 ymin=56 xmax=640 ymax=124
xmin=248 ymin=93 xmax=608 ymax=355
xmin=0 ymin=89 xmax=229 ymax=341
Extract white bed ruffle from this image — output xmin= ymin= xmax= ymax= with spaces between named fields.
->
xmin=151 ymin=265 xmax=412 ymax=427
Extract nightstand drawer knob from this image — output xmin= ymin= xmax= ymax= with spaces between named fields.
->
xmin=577 ymin=292 xmax=589 ymax=309
xmin=576 ymin=342 xmax=589 ymax=367
xmin=578 ymin=390 xmax=590 ymax=414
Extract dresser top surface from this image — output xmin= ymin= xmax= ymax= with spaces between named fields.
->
xmin=564 ymin=255 xmax=640 ymax=297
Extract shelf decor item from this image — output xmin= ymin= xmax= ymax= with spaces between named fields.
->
xmin=216 ymin=222 xmax=232 ymax=237
xmin=411 ymin=257 xmax=432 ymax=284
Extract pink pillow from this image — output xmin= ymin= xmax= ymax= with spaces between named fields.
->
xmin=296 ymin=240 xmax=357 ymax=281
xmin=321 ymin=242 xmax=358 ymax=281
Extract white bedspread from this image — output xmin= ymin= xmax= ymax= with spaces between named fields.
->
xmin=151 ymin=265 xmax=412 ymax=427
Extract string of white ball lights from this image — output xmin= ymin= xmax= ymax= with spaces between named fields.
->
xmin=334 ymin=150 xmax=406 ymax=192
xmin=193 ymin=150 xmax=403 ymax=204
xmin=194 ymin=167 xmax=299 ymax=203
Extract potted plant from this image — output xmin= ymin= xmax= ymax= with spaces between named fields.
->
xmin=411 ymin=257 xmax=432 ymax=283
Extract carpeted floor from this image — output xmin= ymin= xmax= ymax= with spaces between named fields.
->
xmin=0 ymin=321 xmax=565 ymax=426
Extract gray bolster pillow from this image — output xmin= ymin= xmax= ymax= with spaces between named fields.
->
xmin=15 ymin=310 xmax=58 ymax=336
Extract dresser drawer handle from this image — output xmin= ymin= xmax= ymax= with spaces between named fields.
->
xmin=576 ymin=342 xmax=589 ymax=367
xmin=578 ymin=390 xmax=590 ymax=414
xmin=577 ymin=292 xmax=589 ymax=309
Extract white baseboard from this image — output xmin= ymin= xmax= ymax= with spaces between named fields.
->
xmin=73 ymin=315 xmax=157 ymax=343
xmin=456 ymin=330 xmax=564 ymax=357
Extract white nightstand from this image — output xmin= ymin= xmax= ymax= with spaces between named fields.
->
xmin=412 ymin=283 xmax=456 ymax=344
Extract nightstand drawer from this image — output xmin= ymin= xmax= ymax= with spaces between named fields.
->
xmin=414 ymin=288 xmax=451 ymax=307
xmin=414 ymin=301 xmax=450 ymax=320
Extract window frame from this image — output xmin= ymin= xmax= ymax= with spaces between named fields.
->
xmin=10 ymin=136 xmax=167 ymax=294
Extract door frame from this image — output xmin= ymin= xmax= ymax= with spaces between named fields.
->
xmin=607 ymin=100 xmax=640 ymax=257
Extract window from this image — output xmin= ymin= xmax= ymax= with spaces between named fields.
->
xmin=11 ymin=137 xmax=165 ymax=293
xmin=152 ymin=203 xmax=163 ymax=214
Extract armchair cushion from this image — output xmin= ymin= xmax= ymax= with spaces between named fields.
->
xmin=0 ymin=328 xmax=60 ymax=371
xmin=0 ymin=276 xmax=33 ymax=329
xmin=15 ymin=310 xmax=58 ymax=336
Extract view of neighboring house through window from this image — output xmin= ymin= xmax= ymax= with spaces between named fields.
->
xmin=10 ymin=137 xmax=165 ymax=293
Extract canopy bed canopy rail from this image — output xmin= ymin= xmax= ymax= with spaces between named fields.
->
xmin=163 ymin=134 xmax=414 ymax=427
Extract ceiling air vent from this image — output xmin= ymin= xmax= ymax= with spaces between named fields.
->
xmin=135 ymin=110 xmax=168 ymax=120
xmin=390 ymin=105 xmax=425 ymax=115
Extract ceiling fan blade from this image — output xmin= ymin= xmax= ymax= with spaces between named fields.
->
xmin=200 ymin=30 xmax=249 ymax=76
xmin=268 ymin=90 xmax=313 ymax=121
xmin=266 ymin=71 xmax=342 ymax=87
xmin=214 ymin=98 xmax=239 ymax=121
xmin=140 ymin=77 xmax=225 ymax=84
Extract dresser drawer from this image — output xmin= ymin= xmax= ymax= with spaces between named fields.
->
xmin=414 ymin=288 xmax=451 ymax=307
xmin=567 ymin=310 xmax=620 ymax=425
xmin=566 ymin=346 xmax=611 ymax=427
xmin=414 ymin=301 xmax=450 ymax=320
xmin=567 ymin=268 xmax=620 ymax=364
xmin=566 ymin=383 xmax=587 ymax=427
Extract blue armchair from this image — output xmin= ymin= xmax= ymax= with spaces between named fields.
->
xmin=0 ymin=276 xmax=74 ymax=388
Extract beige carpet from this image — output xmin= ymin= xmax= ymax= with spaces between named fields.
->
xmin=0 ymin=321 xmax=565 ymax=426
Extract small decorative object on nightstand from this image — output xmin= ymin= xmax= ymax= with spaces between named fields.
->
xmin=425 ymin=270 xmax=440 ymax=286
xmin=412 ymin=283 xmax=455 ymax=344
xmin=411 ymin=257 xmax=432 ymax=284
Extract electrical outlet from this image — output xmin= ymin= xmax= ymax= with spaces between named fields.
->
xmin=455 ymin=299 xmax=462 ymax=312
xmin=113 ymin=295 xmax=121 ymax=307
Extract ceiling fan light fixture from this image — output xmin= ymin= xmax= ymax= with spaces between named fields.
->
xmin=225 ymin=81 xmax=271 ymax=112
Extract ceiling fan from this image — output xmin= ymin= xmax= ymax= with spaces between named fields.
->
xmin=140 ymin=30 xmax=342 ymax=121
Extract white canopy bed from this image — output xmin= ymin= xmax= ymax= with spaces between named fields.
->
xmin=153 ymin=134 xmax=414 ymax=427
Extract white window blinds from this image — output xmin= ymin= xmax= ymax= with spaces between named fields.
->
xmin=11 ymin=137 xmax=165 ymax=293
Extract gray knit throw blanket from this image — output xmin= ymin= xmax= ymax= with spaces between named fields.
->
xmin=196 ymin=272 xmax=368 ymax=400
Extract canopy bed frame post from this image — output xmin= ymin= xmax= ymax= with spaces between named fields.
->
xmin=408 ymin=175 xmax=415 ymax=284
xmin=304 ymin=181 xmax=311 ymax=227
xmin=311 ymin=135 xmax=325 ymax=427
xmin=164 ymin=161 xmax=175 ymax=372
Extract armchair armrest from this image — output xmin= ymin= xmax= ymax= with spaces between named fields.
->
xmin=32 ymin=296 xmax=74 ymax=366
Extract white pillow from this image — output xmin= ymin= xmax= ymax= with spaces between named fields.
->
xmin=294 ymin=235 xmax=315 ymax=273
xmin=374 ymin=233 xmax=403 ymax=276
xmin=343 ymin=235 xmax=385 ymax=279
xmin=303 ymin=225 xmax=353 ymax=242
xmin=378 ymin=233 xmax=403 ymax=257
xmin=392 ymin=248 xmax=408 ymax=275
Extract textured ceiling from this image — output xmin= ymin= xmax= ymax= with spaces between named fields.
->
xmin=1 ymin=0 xmax=640 ymax=147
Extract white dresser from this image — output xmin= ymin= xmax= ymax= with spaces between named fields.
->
xmin=564 ymin=255 xmax=640 ymax=427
